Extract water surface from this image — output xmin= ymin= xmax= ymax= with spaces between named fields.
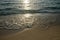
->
xmin=0 ymin=0 xmax=60 ymax=37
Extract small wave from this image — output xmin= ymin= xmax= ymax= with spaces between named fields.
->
xmin=45 ymin=7 xmax=60 ymax=10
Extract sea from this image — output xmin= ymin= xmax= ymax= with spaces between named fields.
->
xmin=0 ymin=0 xmax=60 ymax=15
xmin=0 ymin=0 xmax=60 ymax=35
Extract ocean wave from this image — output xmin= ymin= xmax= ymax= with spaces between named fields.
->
xmin=0 ymin=0 xmax=60 ymax=15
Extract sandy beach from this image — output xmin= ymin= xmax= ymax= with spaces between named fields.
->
xmin=0 ymin=14 xmax=60 ymax=40
xmin=0 ymin=25 xmax=60 ymax=40
xmin=0 ymin=0 xmax=60 ymax=40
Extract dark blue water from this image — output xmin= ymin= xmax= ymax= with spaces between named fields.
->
xmin=0 ymin=0 xmax=60 ymax=15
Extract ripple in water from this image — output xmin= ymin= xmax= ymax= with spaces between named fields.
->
xmin=0 ymin=13 xmax=60 ymax=36
xmin=0 ymin=0 xmax=60 ymax=15
xmin=0 ymin=0 xmax=60 ymax=36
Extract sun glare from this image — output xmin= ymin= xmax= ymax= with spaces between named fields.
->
xmin=24 ymin=0 xmax=30 ymax=3
xmin=24 ymin=14 xmax=32 ymax=17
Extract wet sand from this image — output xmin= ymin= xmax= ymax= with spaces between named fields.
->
xmin=0 ymin=14 xmax=60 ymax=40
xmin=0 ymin=25 xmax=60 ymax=40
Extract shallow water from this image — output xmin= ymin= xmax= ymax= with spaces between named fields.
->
xmin=0 ymin=13 xmax=60 ymax=36
xmin=0 ymin=0 xmax=60 ymax=34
